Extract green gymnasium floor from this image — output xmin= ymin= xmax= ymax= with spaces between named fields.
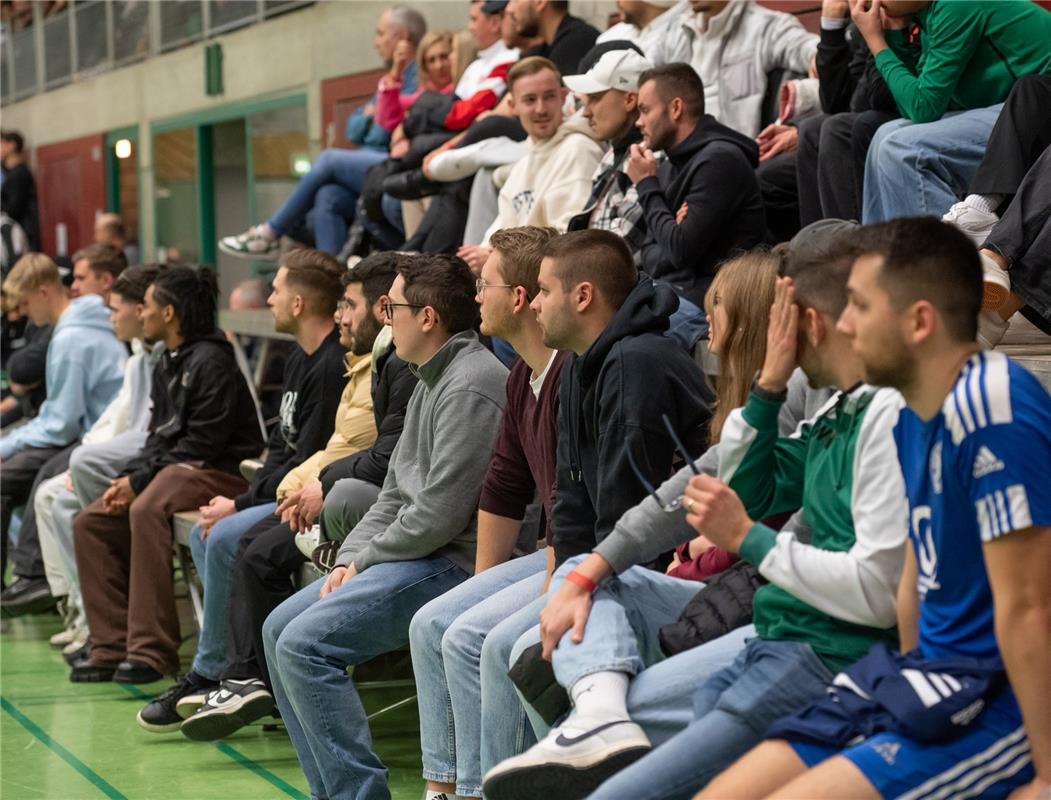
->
xmin=1 ymin=613 xmax=428 ymax=800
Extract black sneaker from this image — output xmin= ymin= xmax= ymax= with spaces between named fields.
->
xmin=0 ymin=577 xmax=58 ymax=617
xmin=137 ymin=673 xmax=219 ymax=733
xmin=311 ymin=540 xmax=341 ymax=573
xmin=180 ymin=678 xmax=275 ymax=741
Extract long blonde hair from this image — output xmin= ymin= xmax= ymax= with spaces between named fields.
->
xmin=416 ymin=31 xmax=455 ymax=89
xmin=703 ymin=248 xmax=783 ymax=445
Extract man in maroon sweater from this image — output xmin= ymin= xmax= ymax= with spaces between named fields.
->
xmin=409 ymin=225 xmax=569 ymax=800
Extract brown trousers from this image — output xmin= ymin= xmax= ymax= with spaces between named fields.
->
xmin=74 ymin=463 xmax=246 ymax=675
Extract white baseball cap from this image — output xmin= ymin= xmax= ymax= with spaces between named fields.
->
xmin=563 ymin=49 xmax=653 ymax=96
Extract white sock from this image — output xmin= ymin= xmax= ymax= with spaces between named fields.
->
xmin=424 ymin=791 xmax=457 ymax=800
xmin=569 ymin=670 xmax=630 ymax=721
xmin=964 ymin=194 xmax=1003 ymax=215
xmin=256 ymin=222 xmax=277 ymax=240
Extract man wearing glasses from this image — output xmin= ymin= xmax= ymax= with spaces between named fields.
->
xmin=262 ymin=253 xmax=509 ymax=800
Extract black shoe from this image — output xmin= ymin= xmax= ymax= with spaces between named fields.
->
xmin=137 ymin=673 xmax=219 ymax=733
xmin=0 ymin=577 xmax=58 ymax=617
xmin=382 ymin=168 xmax=441 ymax=200
xmin=70 ymin=659 xmax=120 ymax=683
xmin=113 ymin=660 xmax=165 ymax=684
xmin=311 ymin=541 xmax=341 ymax=573
xmin=63 ymin=641 xmax=91 ymax=666
xmin=180 ymin=679 xmax=275 ymax=741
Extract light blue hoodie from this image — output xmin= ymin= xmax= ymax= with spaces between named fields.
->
xmin=0 ymin=294 xmax=126 ymax=459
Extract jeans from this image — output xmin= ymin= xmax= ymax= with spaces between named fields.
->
xmin=667 ymin=292 xmax=708 ymax=351
xmin=588 ymin=638 xmax=835 ymax=799
xmin=862 ymin=104 xmax=1003 ymax=223
xmin=268 ymin=148 xmax=387 ymax=254
xmin=410 ymin=549 xmax=547 ymax=798
xmin=549 ymin=557 xmax=704 ymax=690
xmin=188 ymin=502 xmax=277 ymax=680
xmin=263 ymin=557 xmax=470 ymax=800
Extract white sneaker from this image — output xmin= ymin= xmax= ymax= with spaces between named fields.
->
xmin=61 ymin=623 xmax=89 ymax=656
xmin=980 ymin=251 xmax=1011 ymax=312
xmin=180 ymin=678 xmax=275 ymax=741
xmin=218 ymin=225 xmax=280 ymax=261
xmin=482 ymin=715 xmax=651 ymax=800
xmin=294 ymin=524 xmax=321 ymax=559
xmin=49 ymin=626 xmax=77 ymax=648
xmin=978 ymin=311 xmax=1010 ymax=350
xmin=943 ymin=202 xmax=999 ymax=248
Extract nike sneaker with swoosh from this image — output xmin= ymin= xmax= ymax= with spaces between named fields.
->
xmin=179 ymin=678 xmax=275 ymax=741
xmin=482 ymin=716 xmax=651 ymax=800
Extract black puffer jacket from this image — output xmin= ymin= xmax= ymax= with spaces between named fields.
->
xmin=121 ymin=334 xmax=264 ymax=494
xmin=318 ymin=342 xmax=419 ymax=493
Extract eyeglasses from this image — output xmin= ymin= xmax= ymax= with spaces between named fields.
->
xmin=382 ymin=300 xmax=423 ymax=319
xmin=625 ymin=414 xmax=701 ymax=513
xmin=476 ymin=277 xmax=515 ymax=294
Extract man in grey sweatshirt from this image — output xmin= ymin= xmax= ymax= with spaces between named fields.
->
xmin=262 ymin=253 xmax=509 ymax=800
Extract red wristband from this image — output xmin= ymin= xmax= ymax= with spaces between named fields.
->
xmin=565 ymin=569 xmax=598 ymax=594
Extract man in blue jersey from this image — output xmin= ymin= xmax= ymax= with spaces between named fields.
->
xmin=696 ymin=216 xmax=1050 ymax=800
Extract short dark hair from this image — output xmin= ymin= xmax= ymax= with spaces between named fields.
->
xmin=280 ymin=248 xmax=345 ymax=317
xmin=151 ymin=265 xmax=219 ymax=340
xmin=71 ymin=243 xmax=127 ymax=280
xmin=508 ymin=56 xmax=560 ymax=92
xmin=398 ymin=253 xmax=479 ymax=334
xmin=1 ymin=130 xmax=25 ymax=153
xmin=638 ymin=62 xmax=704 ymax=120
xmin=783 ymin=221 xmax=860 ymax=317
xmin=489 ymin=226 xmax=558 ymax=299
xmin=112 ymin=263 xmax=164 ymax=304
xmin=857 ymin=217 xmax=983 ymax=343
xmin=543 ymin=229 xmax=638 ymax=310
xmin=343 ymin=251 xmax=403 ymax=307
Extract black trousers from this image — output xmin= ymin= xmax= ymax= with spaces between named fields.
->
xmin=985 ymin=144 xmax=1051 ymax=332
xmin=222 ymin=513 xmax=306 ymax=691
xmin=1 ymin=442 xmax=75 ymax=580
xmin=971 ymin=74 xmax=1051 ymax=200
xmin=797 ymin=110 xmax=895 ymax=226
xmin=757 ymin=151 xmax=802 ymax=243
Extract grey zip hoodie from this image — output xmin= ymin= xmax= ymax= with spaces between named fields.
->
xmin=336 ymin=330 xmax=509 ymax=574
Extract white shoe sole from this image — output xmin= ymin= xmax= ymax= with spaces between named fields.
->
xmin=483 ymin=739 xmax=651 ymax=800
xmin=135 ymin=709 xmax=183 ymax=734
xmin=180 ymin=690 xmax=275 ymax=741
xmin=217 ymin=241 xmax=280 ymax=262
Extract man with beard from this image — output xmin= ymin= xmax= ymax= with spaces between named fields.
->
xmin=629 ymin=62 xmax=765 ymax=312
xmin=510 ymin=0 xmax=599 ymax=75
xmin=134 ymin=248 xmax=347 ymax=721
xmin=706 ymin=217 xmax=1051 ymax=800
xmin=168 ymin=252 xmax=419 ymax=742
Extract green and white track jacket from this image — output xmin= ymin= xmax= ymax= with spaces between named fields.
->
xmin=719 ymin=384 xmax=909 ymax=671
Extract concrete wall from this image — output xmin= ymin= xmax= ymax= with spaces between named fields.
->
xmin=1 ymin=1 xmax=617 ymax=251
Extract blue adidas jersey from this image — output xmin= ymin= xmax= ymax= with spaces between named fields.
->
xmin=894 ymin=352 xmax=1051 ymax=663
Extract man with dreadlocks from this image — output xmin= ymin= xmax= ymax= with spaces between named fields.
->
xmin=71 ymin=265 xmax=264 ymax=684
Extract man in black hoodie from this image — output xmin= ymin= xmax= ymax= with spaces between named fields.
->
xmin=512 ymin=0 xmax=599 ymax=75
xmin=72 ymin=266 xmax=265 ymax=684
xmin=482 ymin=229 xmax=713 ymax=799
xmin=629 ymin=63 xmax=765 ymax=310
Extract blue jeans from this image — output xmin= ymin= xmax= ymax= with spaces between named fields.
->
xmin=549 ymin=557 xmax=705 ymax=690
xmin=862 ymin=104 xmax=1003 ymax=223
xmin=268 ymin=148 xmax=387 ymax=254
xmin=410 ymin=548 xmax=547 ymax=798
xmin=188 ymin=502 xmax=277 ymax=680
xmin=588 ymin=638 xmax=835 ymax=799
xmin=668 ymin=293 xmax=707 ymax=351
xmin=263 ymin=557 xmax=470 ymax=800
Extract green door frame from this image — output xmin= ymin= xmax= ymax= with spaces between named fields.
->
xmin=148 ymin=92 xmax=306 ymax=267
xmin=104 ymin=124 xmax=140 ymax=221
